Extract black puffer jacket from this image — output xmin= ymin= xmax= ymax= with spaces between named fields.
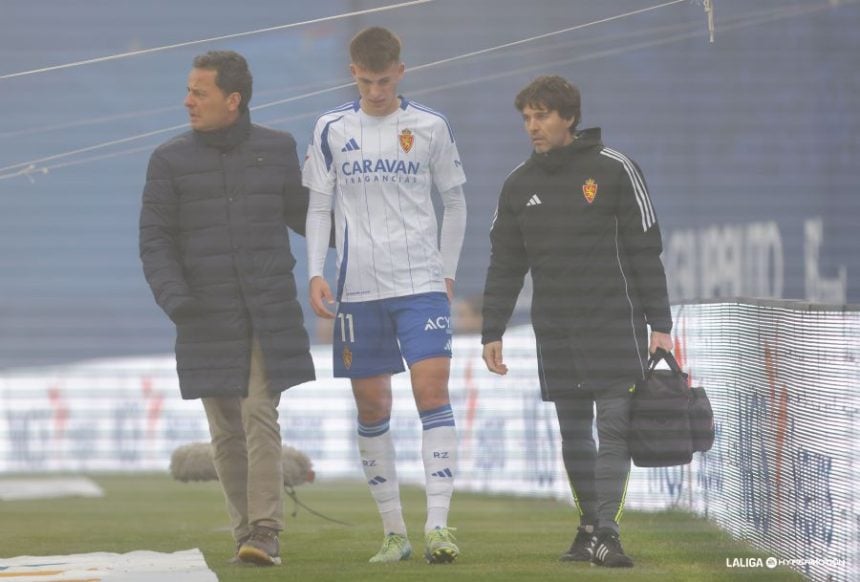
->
xmin=481 ymin=128 xmax=672 ymax=399
xmin=139 ymin=111 xmax=315 ymax=399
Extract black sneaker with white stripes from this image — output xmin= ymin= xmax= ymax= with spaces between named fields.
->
xmin=591 ymin=529 xmax=634 ymax=568
xmin=559 ymin=525 xmax=595 ymax=562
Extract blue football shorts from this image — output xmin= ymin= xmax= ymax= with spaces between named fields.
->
xmin=332 ymin=292 xmax=452 ymax=378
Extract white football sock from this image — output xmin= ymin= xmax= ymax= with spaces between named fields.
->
xmin=358 ymin=417 xmax=406 ymax=536
xmin=420 ymin=404 xmax=458 ymax=533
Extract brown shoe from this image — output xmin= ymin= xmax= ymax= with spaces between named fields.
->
xmin=227 ymin=535 xmax=250 ymax=565
xmin=238 ymin=526 xmax=281 ymax=566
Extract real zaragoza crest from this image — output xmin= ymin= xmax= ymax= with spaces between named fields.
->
xmin=342 ymin=345 xmax=353 ymax=369
xmin=399 ymin=128 xmax=414 ymax=153
xmin=582 ymin=178 xmax=598 ymax=204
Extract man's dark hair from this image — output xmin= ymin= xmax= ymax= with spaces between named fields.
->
xmin=349 ymin=27 xmax=401 ymax=72
xmin=192 ymin=50 xmax=253 ymax=112
xmin=514 ymin=75 xmax=581 ymax=132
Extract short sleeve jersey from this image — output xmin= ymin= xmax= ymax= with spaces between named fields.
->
xmin=302 ymin=97 xmax=466 ymax=302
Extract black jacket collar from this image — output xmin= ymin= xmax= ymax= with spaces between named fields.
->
xmin=194 ymin=110 xmax=252 ymax=152
xmin=530 ymin=127 xmax=603 ymax=173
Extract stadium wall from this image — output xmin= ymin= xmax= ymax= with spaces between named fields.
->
xmin=2 ymin=1 xmax=859 ymax=369
xmin=1 ymin=299 xmax=857 ymax=581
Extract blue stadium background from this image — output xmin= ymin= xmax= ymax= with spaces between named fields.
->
xmin=1 ymin=0 xmax=858 ymax=368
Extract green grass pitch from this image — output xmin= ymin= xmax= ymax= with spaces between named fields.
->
xmin=1 ymin=474 xmax=803 ymax=581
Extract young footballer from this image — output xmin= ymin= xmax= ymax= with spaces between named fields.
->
xmin=302 ymin=26 xmax=467 ymax=564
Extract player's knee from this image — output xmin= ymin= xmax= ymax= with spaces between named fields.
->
xmin=354 ymin=397 xmax=393 ymax=424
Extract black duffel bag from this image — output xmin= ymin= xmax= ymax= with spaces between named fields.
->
xmin=628 ymin=349 xmax=714 ymax=467
xmin=689 ymin=385 xmax=715 ymax=453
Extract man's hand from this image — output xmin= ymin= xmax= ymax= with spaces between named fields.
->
xmin=482 ymin=340 xmax=508 ymax=375
xmin=649 ymin=331 xmax=673 ymax=355
xmin=445 ymin=278 xmax=454 ymax=303
xmin=309 ymin=276 xmax=335 ymax=319
xmin=168 ymin=297 xmax=204 ymax=325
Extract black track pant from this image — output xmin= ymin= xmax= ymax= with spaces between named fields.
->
xmin=554 ymin=380 xmax=634 ymax=533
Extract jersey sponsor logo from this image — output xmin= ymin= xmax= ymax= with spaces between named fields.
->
xmin=342 ymin=345 xmax=353 ymax=369
xmin=583 ymin=178 xmax=598 ymax=204
xmin=399 ymin=128 xmax=414 ymax=153
xmin=341 ymin=137 xmax=361 ymax=152
xmin=341 ymin=158 xmax=420 ymax=176
xmin=424 ymin=316 xmax=451 ymax=331
xmin=526 ymin=194 xmax=542 ymax=207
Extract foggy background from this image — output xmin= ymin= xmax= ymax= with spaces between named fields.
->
xmin=1 ymin=0 xmax=858 ymax=368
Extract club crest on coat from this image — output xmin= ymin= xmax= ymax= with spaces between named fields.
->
xmin=582 ymin=178 xmax=598 ymax=204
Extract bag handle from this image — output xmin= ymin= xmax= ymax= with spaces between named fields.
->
xmin=646 ymin=347 xmax=684 ymax=376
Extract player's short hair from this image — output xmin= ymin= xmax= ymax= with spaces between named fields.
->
xmin=192 ymin=50 xmax=253 ymax=112
xmin=515 ymin=75 xmax=581 ymax=132
xmin=349 ymin=27 xmax=401 ymax=72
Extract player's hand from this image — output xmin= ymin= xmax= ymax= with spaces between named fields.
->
xmin=309 ymin=276 xmax=335 ymax=319
xmin=649 ymin=331 xmax=673 ymax=355
xmin=445 ymin=278 xmax=454 ymax=303
xmin=482 ymin=341 xmax=508 ymax=375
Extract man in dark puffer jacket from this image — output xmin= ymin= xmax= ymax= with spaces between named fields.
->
xmin=139 ymin=51 xmax=314 ymax=567
xmin=481 ymin=76 xmax=673 ymax=569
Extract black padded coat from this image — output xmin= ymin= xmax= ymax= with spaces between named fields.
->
xmin=481 ymin=128 xmax=672 ymax=399
xmin=139 ymin=111 xmax=315 ymax=399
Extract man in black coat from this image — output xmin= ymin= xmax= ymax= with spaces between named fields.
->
xmin=139 ymin=50 xmax=314 ymax=566
xmin=480 ymin=76 xmax=673 ymax=568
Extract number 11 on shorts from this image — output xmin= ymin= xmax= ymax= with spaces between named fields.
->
xmin=338 ymin=312 xmax=355 ymax=343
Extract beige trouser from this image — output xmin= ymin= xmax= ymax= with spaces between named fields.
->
xmin=202 ymin=338 xmax=283 ymax=542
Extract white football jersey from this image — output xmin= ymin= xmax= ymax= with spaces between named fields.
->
xmin=302 ymin=97 xmax=466 ymax=302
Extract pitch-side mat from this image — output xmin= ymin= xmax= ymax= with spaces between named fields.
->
xmin=0 ymin=549 xmax=218 ymax=582
xmin=0 ymin=477 xmax=104 ymax=501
